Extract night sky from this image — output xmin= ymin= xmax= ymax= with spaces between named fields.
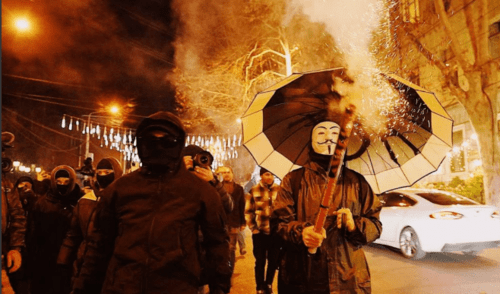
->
xmin=2 ymin=0 xmax=180 ymax=169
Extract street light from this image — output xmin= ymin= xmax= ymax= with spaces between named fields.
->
xmin=83 ymin=106 xmax=121 ymax=163
xmin=14 ymin=18 xmax=30 ymax=32
xmin=110 ymin=105 xmax=120 ymax=114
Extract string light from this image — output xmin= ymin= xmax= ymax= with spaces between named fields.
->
xmin=60 ymin=114 xmax=242 ymax=167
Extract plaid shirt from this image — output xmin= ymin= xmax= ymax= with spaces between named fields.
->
xmin=245 ymin=181 xmax=280 ymax=235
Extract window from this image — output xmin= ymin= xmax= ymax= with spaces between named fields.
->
xmin=450 ymin=129 xmax=466 ymax=173
xmin=416 ymin=192 xmax=477 ymax=205
xmin=490 ymin=22 xmax=500 ymax=59
xmin=379 ymin=193 xmax=417 ymax=207
xmin=401 ymin=0 xmax=420 ymax=23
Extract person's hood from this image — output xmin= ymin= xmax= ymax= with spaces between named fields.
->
xmin=95 ymin=157 xmax=123 ymax=189
xmin=136 ymin=111 xmax=186 ymax=173
xmin=136 ymin=111 xmax=186 ymax=142
xmin=15 ymin=176 xmax=34 ymax=188
xmin=96 ymin=157 xmax=123 ymax=178
xmin=50 ymin=165 xmax=77 ymax=197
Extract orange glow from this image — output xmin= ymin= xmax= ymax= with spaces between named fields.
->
xmin=14 ymin=18 xmax=30 ymax=31
xmin=109 ymin=105 xmax=120 ymax=114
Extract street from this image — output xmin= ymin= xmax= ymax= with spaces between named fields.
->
xmin=229 ymin=229 xmax=500 ymax=294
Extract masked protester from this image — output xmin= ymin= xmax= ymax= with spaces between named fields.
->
xmin=271 ymin=120 xmax=383 ymax=294
xmin=30 ymin=165 xmax=77 ymax=294
xmin=1 ymin=132 xmax=27 ymax=294
xmin=74 ymin=111 xmax=232 ymax=294
xmin=57 ymin=158 xmax=123 ymax=292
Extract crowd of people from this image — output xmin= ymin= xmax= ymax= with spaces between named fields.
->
xmin=1 ymin=110 xmax=383 ymax=294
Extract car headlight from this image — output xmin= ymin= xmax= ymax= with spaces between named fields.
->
xmin=492 ymin=210 xmax=500 ymax=219
xmin=430 ymin=211 xmax=463 ymax=220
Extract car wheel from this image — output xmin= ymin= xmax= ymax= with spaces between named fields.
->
xmin=399 ymin=227 xmax=426 ymax=260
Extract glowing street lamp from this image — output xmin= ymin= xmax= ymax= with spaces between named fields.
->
xmin=14 ymin=18 xmax=31 ymax=32
xmin=109 ymin=105 xmax=120 ymax=114
xmin=35 ymin=167 xmax=42 ymax=173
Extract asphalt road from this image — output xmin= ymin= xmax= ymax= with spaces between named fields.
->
xmin=228 ymin=229 xmax=500 ymax=294
xmin=368 ymin=244 xmax=500 ymax=294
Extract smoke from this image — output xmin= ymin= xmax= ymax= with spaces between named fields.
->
xmin=287 ymin=0 xmax=384 ymax=73
xmin=287 ymin=0 xmax=398 ymax=134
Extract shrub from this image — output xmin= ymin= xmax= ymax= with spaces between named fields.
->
xmin=416 ymin=175 xmax=485 ymax=204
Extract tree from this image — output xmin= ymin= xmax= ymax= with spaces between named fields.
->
xmin=388 ymin=0 xmax=500 ymax=206
xmin=172 ymin=0 xmax=342 ymax=133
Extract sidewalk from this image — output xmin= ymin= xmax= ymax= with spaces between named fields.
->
xmin=229 ymin=228 xmax=278 ymax=294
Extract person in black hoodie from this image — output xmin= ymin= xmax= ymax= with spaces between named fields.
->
xmin=74 ymin=111 xmax=232 ymax=294
xmin=57 ymin=157 xmax=123 ymax=293
xmin=30 ymin=165 xmax=77 ymax=294
xmin=9 ymin=176 xmax=39 ymax=294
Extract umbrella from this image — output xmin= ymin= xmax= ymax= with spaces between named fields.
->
xmin=241 ymin=68 xmax=453 ymax=194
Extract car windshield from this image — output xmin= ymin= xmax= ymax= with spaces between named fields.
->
xmin=415 ymin=191 xmax=478 ymax=205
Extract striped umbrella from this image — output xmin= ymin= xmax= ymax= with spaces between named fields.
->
xmin=241 ymin=68 xmax=453 ymax=194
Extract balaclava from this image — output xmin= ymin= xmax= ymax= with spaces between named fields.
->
xmin=50 ymin=165 xmax=76 ymax=199
xmin=15 ymin=176 xmax=35 ymax=205
xmin=55 ymin=170 xmax=70 ymax=196
xmin=96 ymin=157 xmax=123 ymax=189
xmin=136 ymin=111 xmax=186 ymax=174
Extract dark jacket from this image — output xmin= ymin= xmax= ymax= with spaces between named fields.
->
xmin=271 ymin=162 xmax=382 ymax=294
xmin=30 ymin=165 xmax=77 ymax=294
xmin=57 ymin=191 xmax=99 ymax=271
xmin=57 ymin=157 xmax=123 ymax=281
xmin=75 ymin=112 xmax=231 ymax=294
xmin=1 ymin=176 xmax=27 ymax=255
xmin=224 ymin=182 xmax=245 ymax=229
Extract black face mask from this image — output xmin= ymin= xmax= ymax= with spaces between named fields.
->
xmin=18 ymin=189 xmax=35 ymax=202
xmin=57 ymin=184 xmax=69 ymax=196
xmin=96 ymin=174 xmax=115 ymax=189
xmin=138 ymin=128 xmax=183 ymax=171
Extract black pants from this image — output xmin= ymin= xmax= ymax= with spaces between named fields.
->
xmin=252 ymin=233 xmax=281 ymax=290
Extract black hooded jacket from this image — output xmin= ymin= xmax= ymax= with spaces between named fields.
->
xmin=75 ymin=112 xmax=232 ymax=294
xmin=57 ymin=157 xmax=123 ymax=282
xmin=30 ymin=165 xmax=77 ymax=293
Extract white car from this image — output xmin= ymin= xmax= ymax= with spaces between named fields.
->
xmin=373 ymin=188 xmax=500 ymax=260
